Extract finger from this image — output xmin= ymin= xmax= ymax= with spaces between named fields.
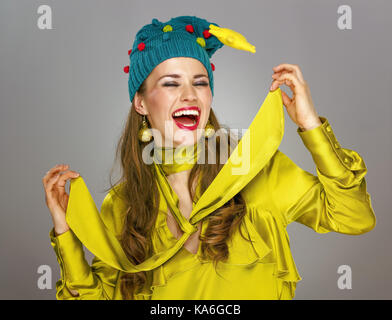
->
xmin=270 ymin=78 xmax=295 ymax=93
xmin=55 ymin=170 xmax=80 ymax=197
xmin=272 ymin=71 xmax=297 ymax=92
xmin=42 ymin=164 xmax=69 ymax=185
xmin=272 ymin=70 xmax=291 ymax=80
xmin=271 ymin=70 xmax=285 ymax=78
xmin=272 ymin=64 xmax=303 ymax=82
xmin=273 ymin=73 xmax=303 ymax=92
xmin=281 ymin=90 xmax=293 ymax=107
xmin=272 ymin=63 xmax=305 ymax=83
xmin=272 ymin=71 xmax=301 ymax=88
xmin=46 ymin=173 xmax=62 ymax=201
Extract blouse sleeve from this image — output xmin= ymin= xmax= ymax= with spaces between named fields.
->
xmin=268 ymin=116 xmax=376 ymax=234
xmin=49 ymin=192 xmax=120 ymax=300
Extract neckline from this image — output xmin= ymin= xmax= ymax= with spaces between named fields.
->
xmin=162 ymin=200 xmax=203 ymax=259
xmin=153 ymin=140 xmax=203 ymax=176
xmin=164 ymin=223 xmax=203 ymax=259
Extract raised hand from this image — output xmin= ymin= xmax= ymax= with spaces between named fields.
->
xmin=42 ymin=164 xmax=80 ymax=236
xmin=270 ymin=63 xmax=322 ymax=131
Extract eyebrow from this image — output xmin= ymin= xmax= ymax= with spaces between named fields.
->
xmin=158 ymin=74 xmax=208 ymax=81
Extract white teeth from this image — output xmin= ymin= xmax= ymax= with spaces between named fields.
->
xmin=173 ymin=109 xmax=200 ymax=117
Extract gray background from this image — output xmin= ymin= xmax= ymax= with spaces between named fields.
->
xmin=0 ymin=0 xmax=390 ymax=299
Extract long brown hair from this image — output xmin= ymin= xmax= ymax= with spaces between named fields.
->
xmin=104 ymin=80 xmax=250 ymax=299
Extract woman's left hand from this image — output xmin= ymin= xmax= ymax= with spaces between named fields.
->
xmin=270 ymin=63 xmax=322 ymax=131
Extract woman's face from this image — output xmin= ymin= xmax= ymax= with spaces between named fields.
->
xmin=135 ymin=57 xmax=212 ymax=148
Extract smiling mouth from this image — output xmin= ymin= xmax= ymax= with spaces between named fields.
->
xmin=172 ymin=113 xmax=199 ymax=126
xmin=171 ymin=108 xmax=201 ymax=129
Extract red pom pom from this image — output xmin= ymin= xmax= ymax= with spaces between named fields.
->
xmin=128 ymin=49 xmax=132 ymax=55
xmin=211 ymin=63 xmax=215 ymax=71
xmin=203 ymin=30 xmax=211 ymax=39
xmin=185 ymin=25 xmax=194 ymax=33
xmin=123 ymin=65 xmax=129 ymax=73
xmin=137 ymin=42 xmax=145 ymax=51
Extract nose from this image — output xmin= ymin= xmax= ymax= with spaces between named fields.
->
xmin=180 ymin=82 xmax=197 ymax=103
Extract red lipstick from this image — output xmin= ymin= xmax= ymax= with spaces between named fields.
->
xmin=172 ymin=106 xmax=201 ymax=131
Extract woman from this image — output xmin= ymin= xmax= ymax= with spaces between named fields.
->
xmin=42 ymin=16 xmax=376 ymax=300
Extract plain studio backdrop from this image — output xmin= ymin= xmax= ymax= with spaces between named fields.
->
xmin=0 ymin=0 xmax=390 ymax=299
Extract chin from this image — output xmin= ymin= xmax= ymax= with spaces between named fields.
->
xmin=172 ymin=129 xmax=202 ymax=147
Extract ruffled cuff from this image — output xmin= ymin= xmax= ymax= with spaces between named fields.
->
xmin=297 ymin=116 xmax=355 ymax=178
xmin=49 ymin=227 xmax=91 ymax=283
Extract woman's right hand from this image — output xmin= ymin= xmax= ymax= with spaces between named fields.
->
xmin=42 ymin=164 xmax=80 ymax=236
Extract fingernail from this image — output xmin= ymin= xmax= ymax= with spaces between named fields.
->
xmin=74 ymin=173 xmax=80 ymax=177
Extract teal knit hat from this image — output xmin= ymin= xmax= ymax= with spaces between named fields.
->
xmin=125 ymin=16 xmax=224 ymax=102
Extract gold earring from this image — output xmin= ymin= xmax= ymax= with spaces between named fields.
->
xmin=203 ymin=120 xmax=215 ymax=138
xmin=138 ymin=115 xmax=153 ymax=142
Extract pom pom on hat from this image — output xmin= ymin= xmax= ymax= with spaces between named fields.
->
xmin=196 ymin=37 xmax=206 ymax=47
xmin=185 ymin=24 xmax=194 ymax=33
xmin=137 ymin=42 xmax=146 ymax=51
xmin=163 ymin=24 xmax=173 ymax=32
xmin=203 ymin=29 xmax=211 ymax=39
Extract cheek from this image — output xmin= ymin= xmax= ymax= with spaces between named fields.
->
xmin=146 ymin=90 xmax=173 ymax=122
xmin=203 ymin=92 xmax=213 ymax=110
xmin=202 ymin=96 xmax=212 ymax=119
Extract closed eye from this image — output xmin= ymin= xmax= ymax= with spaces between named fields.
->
xmin=162 ymin=83 xmax=179 ymax=87
xmin=163 ymin=82 xmax=209 ymax=87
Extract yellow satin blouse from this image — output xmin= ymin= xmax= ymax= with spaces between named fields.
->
xmin=49 ymin=88 xmax=376 ymax=300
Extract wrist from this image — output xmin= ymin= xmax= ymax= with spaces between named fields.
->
xmin=299 ymin=117 xmax=322 ymax=132
xmin=54 ymin=226 xmax=70 ymax=237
